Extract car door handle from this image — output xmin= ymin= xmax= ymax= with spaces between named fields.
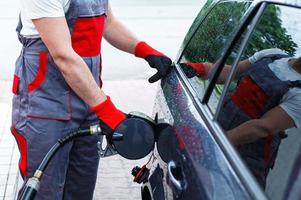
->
xmin=167 ymin=160 xmax=186 ymax=192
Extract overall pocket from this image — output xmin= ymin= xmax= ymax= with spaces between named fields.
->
xmin=11 ymin=126 xmax=28 ymax=178
xmin=12 ymin=74 xmax=20 ymax=94
xmin=25 ymin=51 xmax=71 ymax=120
xmin=12 ymin=55 xmax=25 ymax=125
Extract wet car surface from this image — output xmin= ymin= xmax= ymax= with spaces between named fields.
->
xmin=136 ymin=0 xmax=301 ymax=199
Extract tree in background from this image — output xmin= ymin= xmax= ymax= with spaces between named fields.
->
xmin=182 ymin=2 xmax=297 ymax=63
xmin=244 ymin=5 xmax=297 ymax=57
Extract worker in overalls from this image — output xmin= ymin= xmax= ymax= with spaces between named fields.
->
xmin=11 ymin=0 xmax=171 ymax=199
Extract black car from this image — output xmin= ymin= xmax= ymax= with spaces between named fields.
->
xmin=133 ymin=0 xmax=301 ymax=199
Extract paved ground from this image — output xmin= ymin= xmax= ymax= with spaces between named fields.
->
xmin=93 ymin=80 xmax=158 ymax=200
xmin=0 ymin=0 xmax=202 ymax=199
xmin=0 ymin=80 xmax=19 ymax=200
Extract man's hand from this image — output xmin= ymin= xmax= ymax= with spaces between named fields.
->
xmin=135 ymin=42 xmax=172 ymax=83
xmin=103 ymin=5 xmax=172 ymax=83
xmin=90 ymin=96 xmax=126 ymax=143
xmin=179 ymin=62 xmax=208 ymax=78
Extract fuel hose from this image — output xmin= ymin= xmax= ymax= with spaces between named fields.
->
xmin=18 ymin=124 xmax=102 ymax=200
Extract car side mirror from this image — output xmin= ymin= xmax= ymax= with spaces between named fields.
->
xmin=112 ymin=112 xmax=156 ymax=160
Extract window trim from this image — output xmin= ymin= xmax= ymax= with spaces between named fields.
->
xmin=201 ymin=4 xmax=259 ymax=104
xmin=212 ymin=4 xmax=267 ymax=119
xmin=174 ymin=0 xmax=218 ymax=64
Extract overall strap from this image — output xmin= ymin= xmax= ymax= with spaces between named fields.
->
xmin=16 ymin=14 xmax=25 ymax=44
xmin=260 ymin=53 xmax=290 ymax=62
xmin=287 ymin=80 xmax=301 ymax=88
xmin=16 ymin=14 xmax=23 ymax=34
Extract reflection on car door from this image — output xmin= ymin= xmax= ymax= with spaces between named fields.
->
xmin=154 ymin=72 xmax=249 ymax=199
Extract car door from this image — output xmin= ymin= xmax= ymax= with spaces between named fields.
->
xmin=149 ymin=0 xmax=301 ymax=200
xmin=173 ymin=1 xmax=301 ymax=199
xmin=148 ymin=1 xmax=263 ymax=200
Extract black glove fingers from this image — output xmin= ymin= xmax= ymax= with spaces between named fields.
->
xmin=179 ymin=63 xmax=197 ymax=78
xmin=145 ymin=55 xmax=172 ymax=83
xmin=98 ymin=119 xmax=114 ymax=144
xmin=148 ymin=72 xmax=162 ymax=83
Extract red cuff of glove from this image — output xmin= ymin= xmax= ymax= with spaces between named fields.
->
xmin=189 ymin=63 xmax=206 ymax=77
xmin=134 ymin=41 xmax=164 ymax=58
xmin=90 ymin=96 xmax=126 ymax=129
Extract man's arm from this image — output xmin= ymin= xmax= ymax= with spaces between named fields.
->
xmin=32 ymin=17 xmax=105 ymax=107
xmin=33 ymin=17 xmax=126 ymax=130
xmin=227 ymin=106 xmax=295 ymax=145
xmin=181 ymin=59 xmax=251 ymax=84
xmin=103 ymin=4 xmax=172 ymax=83
xmin=215 ymin=59 xmax=251 ymax=84
xmin=103 ymin=5 xmax=139 ymax=54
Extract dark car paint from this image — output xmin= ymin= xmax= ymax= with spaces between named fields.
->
xmin=142 ymin=0 xmax=301 ymax=200
xmin=146 ymin=70 xmax=249 ymax=200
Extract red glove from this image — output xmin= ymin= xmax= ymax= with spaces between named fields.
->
xmin=135 ymin=41 xmax=172 ymax=83
xmin=188 ymin=63 xmax=206 ymax=76
xmin=179 ymin=62 xmax=206 ymax=78
xmin=90 ymin=96 xmax=126 ymax=130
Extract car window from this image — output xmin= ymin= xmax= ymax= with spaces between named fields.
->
xmin=211 ymin=4 xmax=301 ymax=199
xmin=178 ymin=1 xmax=252 ymax=100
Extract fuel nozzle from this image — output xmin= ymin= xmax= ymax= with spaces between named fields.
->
xmin=131 ymin=165 xmax=150 ymax=184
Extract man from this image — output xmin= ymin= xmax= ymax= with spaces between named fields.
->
xmin=181 ymin=48 xmax=301 ymax=187
xmin=11 ymin=0 xmax=171 ymax=199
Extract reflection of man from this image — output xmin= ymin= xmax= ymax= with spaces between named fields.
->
xmin=181 ymin=49 xmax=301 ymax=187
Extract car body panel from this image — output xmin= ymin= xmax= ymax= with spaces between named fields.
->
xmin=141 ymin=0 xmax=301 ymax=199
xmin=147 ymin=70 xmax=249 ymax=200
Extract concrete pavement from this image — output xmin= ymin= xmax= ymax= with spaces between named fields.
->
xmin=0 ymin=80 xmax=19 ymax=200
xmin=0 ymin=0 xmax=202 ymax=199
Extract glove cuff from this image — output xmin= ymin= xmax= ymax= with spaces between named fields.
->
xmin=90 ymin=96 xmax=126 ymax=129
xmin=189 ymin=63 xmax=206 ymax=77
xmin=248 ymin=56 xmax=256 ymax=64
xmin=134 ymin=41 xmax=164 ymax=58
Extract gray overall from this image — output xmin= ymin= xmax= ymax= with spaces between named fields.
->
xmin=11 ymin=0 xmax=108 ymax=199
xmin=218 ymin=54 xmax=301 ymax=187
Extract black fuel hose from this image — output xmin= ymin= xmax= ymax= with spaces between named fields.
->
xmin=19 ymin=125 xmax=102 ymax=200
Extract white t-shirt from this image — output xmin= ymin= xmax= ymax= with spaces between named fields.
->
xmin=268 ymin=57 xmax=301 ymax=128
xmin=20 ymin=0 xmax=71 ymax=37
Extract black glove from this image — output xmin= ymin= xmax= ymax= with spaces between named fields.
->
xmin=145 ymin=55 xmax=172 ymax=83
xmin=180 ymin=63 xmax=198 ymax=78
xmin=135 ymin=41 xmax=172 ymax=83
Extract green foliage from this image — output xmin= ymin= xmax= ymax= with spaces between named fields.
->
xmin=183 ymin=2 xmax=251 ymax=63
xmin=182 ymin=2 xmax=297 ymax=63
xmin=243 ymin=5 xmax=297 ymax=58
xmin=182 ymin=0 xmax=217 ymax=48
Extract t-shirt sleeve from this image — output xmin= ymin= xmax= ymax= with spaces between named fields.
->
xmin=280 ymin=92 xmax=301 ymax=128
xmin=24 ymin=0 xmax=65 ymax=19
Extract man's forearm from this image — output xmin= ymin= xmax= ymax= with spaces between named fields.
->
xmin=54 ymin=51 xmax=106 ymax=107
xmin=227 ymin=119 xmax=272 ymax=145
xmin=216 ymin=59 xmax=251 ymax=84
xmin=32 ymin=17 xmax=106 ymax=107
xmin=103 ymin=6 xmax=139 ymax=54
